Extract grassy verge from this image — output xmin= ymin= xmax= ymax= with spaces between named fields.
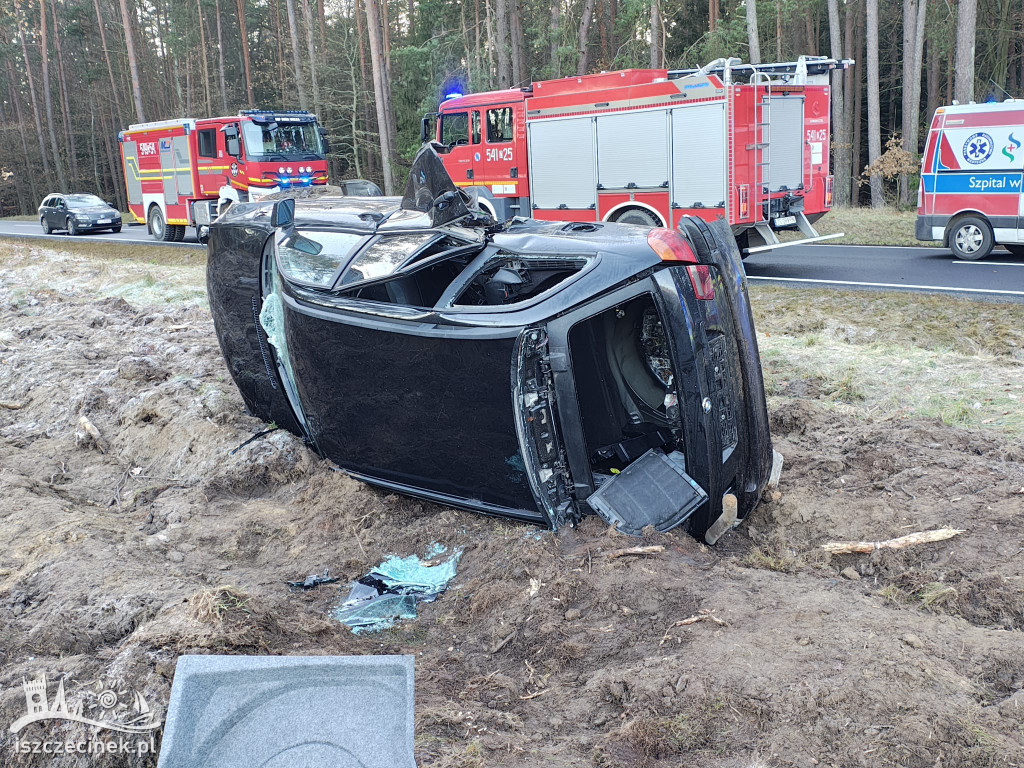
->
xmin=778 ymin=207 xmax=921 ymax=247
xmin=751 ymin=284 xmax=1024 ymax=436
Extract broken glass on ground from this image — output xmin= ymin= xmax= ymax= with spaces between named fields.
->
xmin=332 ymin=544 xmax=462 ymax=634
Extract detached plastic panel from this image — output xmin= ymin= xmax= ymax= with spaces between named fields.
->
xmin=157 ymin=654 xmax=416 ymax=768
xmin=587 ymin=449 xmax=708 ymax=536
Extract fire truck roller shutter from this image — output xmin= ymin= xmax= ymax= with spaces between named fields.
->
xmin=768 ymin=96 xmax=804 ymax=192
xmin=174 ymin=135 xmax=193 ymax=198
xmin=122 ymin=141 xmax=143 ymax=206
xmin=160 ymin=138 xmax=178 ymax=205
xmin=596 ymin=110 xmax=670 ymax=189
xmin=671 ymin=104 xmax=726 ymax=208
xmin=528 ymin=117 xmax=597 ymax=210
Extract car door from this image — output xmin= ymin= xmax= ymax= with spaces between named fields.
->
xmin=51 ymin=197 xmax=65 ymax=228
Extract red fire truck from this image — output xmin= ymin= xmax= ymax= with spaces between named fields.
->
xmin=425 ymin=56 xmax=851 ymax=253
xmin=118 ymin=110 xmax=329 ymax=242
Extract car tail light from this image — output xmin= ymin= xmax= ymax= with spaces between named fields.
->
xmin=685 ymin=265 xmax=715 ymax=300
xmin=824 ymin=175 xmax=834 ymax=208
xmin=738 ymin=185 xmax=749 ymax=219
xmin=647 ymin=228 xmax=697 ymax=263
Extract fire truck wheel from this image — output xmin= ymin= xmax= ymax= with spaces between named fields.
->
xmin=173 ymin=225 xmax=186 ymax=242
xmin=948 ymin=216 xmax=993 ymax=261
xmin=149 ymin=207 xmax=174 ymax=242
xmin=41 ymin=217 xmax=50 ymax=234
xmin=612 ymin=207 xmax=661 ymax=227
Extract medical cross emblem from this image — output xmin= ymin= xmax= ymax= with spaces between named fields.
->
xmin=963 ymin=132 xmax=994 ymax=164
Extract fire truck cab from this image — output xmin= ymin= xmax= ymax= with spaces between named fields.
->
xmin=119 ymin=110 xmax=329 ymax=242
xmin=426 ymin=56 xmax=851 ymax=254
xmin=917 ymin=101 xmax=1024 ymax=260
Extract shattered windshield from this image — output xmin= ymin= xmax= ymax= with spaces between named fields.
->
xmin=242 ymin=121 xmax=323 ymax=159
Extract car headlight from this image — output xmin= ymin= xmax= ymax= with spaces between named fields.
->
xmin=276 ymin=230 xmax=364 ymax=287
xmin=75 ymin=214 xmax=90 ymax=221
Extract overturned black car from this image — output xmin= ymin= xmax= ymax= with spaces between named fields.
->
xmin=207 ymin=146 xmax=777 ymax=542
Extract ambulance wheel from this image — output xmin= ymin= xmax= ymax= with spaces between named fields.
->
xmin=611 ymin=207 xmax=662 ymax=227
xmin=149 ymin=206 xmax=174 ymax=242
xmin=948 ymin=216 xmax=993 ymax=261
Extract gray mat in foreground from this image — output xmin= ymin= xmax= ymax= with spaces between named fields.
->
xmin=156 ymin=654 xmax=416 ymax=768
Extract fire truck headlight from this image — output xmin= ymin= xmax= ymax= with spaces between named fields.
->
xmin=279 ymin=166 xmax=286 ymax=174
xmin=286 ymin=167 xmax=293 ymax=174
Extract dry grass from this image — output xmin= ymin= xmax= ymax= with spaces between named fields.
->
xmin=188 ymin=585 xmax=253 ymax=623
xmin=779 ymin=207 xmax=920 ymax=247
xmin=624 ymin=695 xmax=730 ymax=759
xmin=752 ymin=285 xmax=1024 ymax=436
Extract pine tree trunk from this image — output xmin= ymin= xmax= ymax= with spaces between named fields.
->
xmin=364 ymin=0 xmax=397 ymax=193
xmin=196 ymin=0 xmax=212 ymax=114
xmin=495 ymin=0 xmax=511 ymax=87
xmin=827 ymin=0 xmax=848 ymax=206
xmin=577 ymin=0 xmax=597 ymax=75
xmin=926 ymin=37 xmax=940 ymax=116
xmin=51 ymin=0 xmax=79 ymax=185
xmin=285 ymin=0 xmax=310 ymax=109
xmin=118 ymin=0 xmax=146 ymax=122
xmin=6 ymin=61 xmax=39 ymax=208
xmin=301 ymin=0 xmax=322 ymax=112
xmin=39 ymin=0 xmax=68 ymax=190
xmin=511 ymin=0 xmax=526 ymax=86
xmin=954 ymin=0 xmax=976 ymax=102
xmin=551 ymin=1 xmax=561 ymax=76
xmin=865 ymin=0 xmax=882 ymax=207
xmin=275 ymin=0 xmax=287 ymax=105
xmin=214 ymin=0 xmax=229 ymax=113
xmin=13 ymin=0 xmax=51 ymax=180
xmin=92 ymin=0 xmax=124 ymax=120
xmin=650 ymin=0 xmax=662 ymax=68
xmin=746 ymin=0 xmax=761 ymax=64
xmin=237 ymin=0 xmax=255 ymax=106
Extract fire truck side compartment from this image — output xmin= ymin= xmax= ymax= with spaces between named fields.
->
xmin=671 ymin=104 xmax=727 ymax=208
xmin=528 ymin=118 xmax=597 ymax=211
xmin=767 ymin=96 xmax=805 ymax=192
xmin=595 ymin=110 xmax=670 ymax=190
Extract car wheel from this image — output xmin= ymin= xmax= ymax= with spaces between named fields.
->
xmin=1003 ymin=244 xmax=1024 ymax=257
xmin=948 ymin=216 xmax=994 ymax=260
xmin=111 ymin=225 xmax=122 ymax=233
xmin=68 ymin=218 xmax=80 ymax=236
xmin=149 ymin=207 xmax=174 ymax=242
xmin=41 ymin=216 xmax=51 ymax=234
xmin=612 ymin=207 xmax=661 ymax=227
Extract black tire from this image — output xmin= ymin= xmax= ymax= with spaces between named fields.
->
xmin=735 ymin=230 xmax=751 ymax=260
xmin=612 ymin=207 xmax=662 ymax=227
xmin=149 ymin=206 xmax=175 ymax=242
xmin=67 ymin=218 xmax=80 ymax=236
xmin=172 ymin=225 xmax=186 ymax=242
xmin=41 ymin=216 xmax=51 ymax=234
xmin=948 ymin=216 xmax=994 ymax=261
xmin=111 ymin=225 xmax=122 ymax=233
xmin=1003 ymin=244 xmax=1024 ymax=257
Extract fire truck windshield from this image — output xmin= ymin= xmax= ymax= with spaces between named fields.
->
xmin=242 ymin=121 xmax=324 ymax=160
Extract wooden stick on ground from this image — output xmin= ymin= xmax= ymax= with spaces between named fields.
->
xmin=659 ymin=610 xmax=727 ymax=645
xmin=606 ymin=545 xmax=665 ymax=560
xmin=821 ymin=527 xmax=965 ymax=555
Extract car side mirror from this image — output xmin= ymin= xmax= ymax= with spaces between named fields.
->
xmin=319 ymin=127 xmax=330 ymax=155
xmin=433 ymin=190 xmax=458 ymax=211
xmin=271 ymin=198 xmax=295 ymax=228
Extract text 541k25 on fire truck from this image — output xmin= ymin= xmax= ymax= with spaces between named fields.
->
xmin=118 ymin=110 xmax=329 ymax=242
xmin=425 ymin=55 xmax=851 ymax=255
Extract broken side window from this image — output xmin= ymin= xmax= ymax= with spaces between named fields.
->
xmin=452 ymin=254 xmax=589 ymax=307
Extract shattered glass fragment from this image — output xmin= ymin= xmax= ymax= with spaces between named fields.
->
xmin=332 ymin=545 xmax=462 ymax=634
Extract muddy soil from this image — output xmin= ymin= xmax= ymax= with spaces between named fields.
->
xmin=1 ymin=240 xmax=1023 ymax=767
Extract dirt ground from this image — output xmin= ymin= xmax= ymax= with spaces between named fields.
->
xmin=1 ymin=238 xmax=1023 ymax=768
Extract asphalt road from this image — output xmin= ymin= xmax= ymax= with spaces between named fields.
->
xmin=1 ymin=219 xmax=1023 ymax=302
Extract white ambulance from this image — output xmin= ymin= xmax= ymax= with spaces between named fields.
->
xmin=917 ymin=101 xmax=1024 ymax=260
